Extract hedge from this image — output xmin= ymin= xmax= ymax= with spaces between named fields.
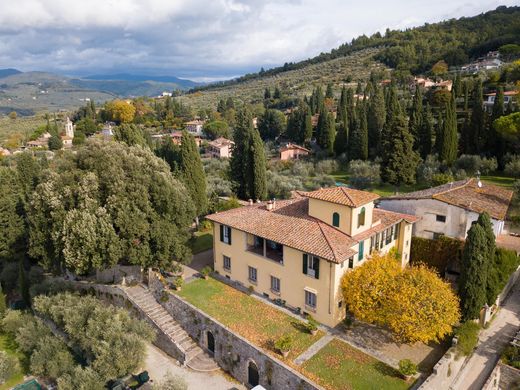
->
xmin=410 ymin=236 xmax=464 ymax=275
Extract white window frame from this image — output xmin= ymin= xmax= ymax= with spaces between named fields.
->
xmin=222 ymin=225 xmax=231 ymax=244
xmin=307 ymin=256 xmax=319 ymax=278
xmin=305 ymin=290 xmax=317 ymax=309
xmin=248 ymin=266 xmax=257 ymax=283
xmin=223 ymin=255 xmax=231 ymax=271
xmin=270 ymin=276 xmax=280 ymax=293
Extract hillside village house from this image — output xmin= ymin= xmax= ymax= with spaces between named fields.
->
xmin=206 ymin=137 xmax=234 ymax=158
xmin=483 ymin=91 xmax=517 ymax=112
xmin=378 ymin=178 xmax=513 ymax=240
xmin=185 ymin=120 xmax=205 ymax=136
xmin=207 ymin=187 xmax=418 ymax=327
xmin=279 ymin=143 xmax=310 ymax=160
xmin=171 ymin=131 xmax=203 ymax=147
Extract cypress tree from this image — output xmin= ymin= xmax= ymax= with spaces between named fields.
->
xmin=264 ymin=88 xmax=271 ymax=99
xmin=0 ymin=284 xmax=6 ymax=317
xmin=18 ymin=261 xmax=30 ymax=308
xmin=439 ymin=94 xmax=458 ymax=165
xmin=337 ymin=86 xmax=348 ymax=126
xmin=469 ymin=80 xmax=485 ymax=154
xmin=217 ymin=99 xmax=226 ymax=114
xmin=325 ymin=83 xmax=334 ymax=99
xmin=319 ymin=112 xmax=336 ymax=156
xmin=492 ymin=87 xmax=505 ymax=121
xmin=273 ymin=87 xmax=281 ymax=99
xmin=302 ymin=104 xmax=313 ymax=144
xmin=409 ymin=85 xmax=423 ymax=148
xmin=230 ymin=108 xmax=253 ymax=199
xmin=454 ymin=73 xmax=462 ymax=98
xmin=417 ymin=103 xmax=433 ymax=159
xmin=247 ymin=129 xmax=267 ymax=201
xmin=179 ymin=131 xmax=207 ymax=216
xmin=350 ymin=105 xmax=368 ymax=160
xmin=367 ymin=85 xmax=386 ymax=156
xmin=460 ymin=223 xmax=489 ymax=321
xmin=476 ymin=213 xmax=498 ymax=305
xmin=334 ymin=121 xmax=349 ymax=156
xmin=380 ymin=87 xmax=419 ymax=185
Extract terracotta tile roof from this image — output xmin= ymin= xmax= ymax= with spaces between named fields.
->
xmin=209 ymin=137 xmax=234 ymax=148
xmin=302 ymin=187 xmax=380 ymax=208
xmin=384 ymin=179 xmax=513 ymax=220
xmin=207 ymin=198 xmax=358 ymax=263
xmin=280 ymin=143 xmax=310 ymax=153
xmin=353 ymin=209 xmax=420 ymax=242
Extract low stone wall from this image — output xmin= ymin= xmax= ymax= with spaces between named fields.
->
xmin=418 ymin=347 xmax=467 ymax=389
xmin=95 ymin=265 xmax=143 ymax=285
xmin=497 ymin=265 xmax=520 ymax=306
xmin=149 ymin=272 xmax=323 ymax=390
xmin=498 ymin=362 xmax=520 ymax=389
xmin=71 ymin=281 xmax=185 ymax=363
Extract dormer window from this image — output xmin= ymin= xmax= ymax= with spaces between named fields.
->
xmin=332 ymin=212 xmax=340 ymax=228
xmin=358 ymin=207 xmax=366 ymax=228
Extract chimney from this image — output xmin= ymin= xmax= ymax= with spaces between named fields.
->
xmin=248 ymin=199 xmax=253 ymax=206
xmin=272 ymin=198 xmax=276 ymax=210
xmin=256 ymin=199 xmax=261 ymax=204
xmin=266 ymin=200 xmax=273 ymax=211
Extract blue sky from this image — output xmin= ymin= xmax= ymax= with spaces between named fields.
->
xmin=0 ymin=0 xmax=516 ymax=81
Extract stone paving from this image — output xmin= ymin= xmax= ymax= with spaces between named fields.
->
xmin=294 ymin=335 xmax=334 ymax=365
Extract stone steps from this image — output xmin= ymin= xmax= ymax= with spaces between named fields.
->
xmin=125 ymin=285 xmax=217 ymax=372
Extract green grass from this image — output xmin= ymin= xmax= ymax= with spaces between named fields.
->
xmin=176 ymin=277 xmax=324 ymax=361
xmin=0 ymin=115 xmax=46 ymax=145
xmin=301 ymin=338 xmax=410 ymax=390
xmin=189 ymin=231 xmax=213 ymax=254
xmin=481 ymin=174 xmax=516 ymax=189
xmin=332 ymin=170 xmax=427 ymax=197
xmin=0 ymin=333 xmax=27 ymax=390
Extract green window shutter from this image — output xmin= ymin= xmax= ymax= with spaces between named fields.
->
xmin=303 ymin=253 xmax=308 ymax=274
xmin=315 ymin=257 xmax=320 ymax=279
xmin=228 ymin=228 xmax=232 ymax=245
xmin=220 ymin=225 xmax=224 ymax=242
xmin=332 ymin=212 xmax=340 ymax=227
xmin=358 ymin=241 xmax=364 ymax=261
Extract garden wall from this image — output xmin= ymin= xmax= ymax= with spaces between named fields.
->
xmin=94 ymin=265 xmax=143 ymax=285
xmin=71 ymin=281 xmax=184 ymax=363
xmin=148 ymin=272 xmax=323 ymax=390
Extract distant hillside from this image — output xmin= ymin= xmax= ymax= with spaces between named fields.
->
xmin=180 ymin=48 xmax=385 ymax=110
xmin=0 ymin=71 xmax=115 ymax=115
xmin=71 ymin=78 xmax=195 ymax=97
xmin=0 ymin=68 xmax=22 ymax=79
xmin=193 ymin=5 xmax=520 ymax=94
xmin=83 ymin=73 xmax=199 ymax=89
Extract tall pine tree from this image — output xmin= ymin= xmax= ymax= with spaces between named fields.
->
xmin=247 ymin=129 xmax=268 ymax=201
xmin=179 ymin=131 xmax=207 ymax=216
xmin=380 ymin=87 xmax=419 ymax=186
xmin=469 ymin=80 xmax=485 ymax=154
xmin=349 ymin=104 xmax=368 ymax=160
xmin=409 ymin=85 xmax=423 ymax=149
xmin=417 ymin=103 xmax=433 ymax=159
xmin=230 ymin=108 xmax=253 ymax=199
xmin=367 ymin=85 xmax=386 ymax=156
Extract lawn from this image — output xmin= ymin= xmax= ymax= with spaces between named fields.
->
xmin=301 ymin=338 xmax=410 ymax=390
xmin=332 ymin=171 xmax=427 ymax=197
xmin=481 ymin=174 xmax=516 ymax=189
xmin=189 ymin=231 xmax=213 ymax=254
xmin=0 ymin=333 xmax=27 ymax=390
xmin=176 ymin=277 xmax=324 ymax=361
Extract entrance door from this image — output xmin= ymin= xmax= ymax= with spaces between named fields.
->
xmin=207 ymin=331 xmax=215 ymax=354
xmin=248 ymin=361 xmax=259 ymax=387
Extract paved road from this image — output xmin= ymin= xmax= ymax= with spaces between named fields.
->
xmin=144 ymin=344 xmax=245 ymax=390
xmin=452 ymin=280 xmax=520 ymax=390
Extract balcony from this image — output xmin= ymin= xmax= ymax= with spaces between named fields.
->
xmin=246 ymin=234 xmax=284 ymax=264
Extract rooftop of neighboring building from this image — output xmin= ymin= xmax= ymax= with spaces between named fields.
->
xmin=383 ymin=178 xmax=513 ymax=220
xmin=303 ymin=186 xmax=380 ymax=208
xmin=280 ymin=143 xmax=310 ymax=153
xmin=208 ymin=137 xmax=234 ymax=148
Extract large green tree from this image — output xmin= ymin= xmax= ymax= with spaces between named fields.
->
xmin=367 ymin=85 xmax=385 ymax=156
xmin=179 ymin=131 xmax=207 ymax=216
xmin=258 ymin=109 xmax=286 ymax=141
xmin=468 ymin=80 xmax=485 ymax=154
xmin=28 ymin=141 xmax=195 ymax=274
xmin=380 ymin=88 xmax=419 ymax=185
xmin=417 ymin=103 xmax=434 ymax=159
xmin=409 ymin=85 xmax=423 ymax=148
xmin=439 ymin=94 xmax=458 ymax=165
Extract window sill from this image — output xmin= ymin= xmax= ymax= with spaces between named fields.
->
xmin=305 ymin=305 xmax=317 ymax=313
xmin=223 ymin=267 xmax=231 ymax=273
xmin=248 ymin=279 xmax=257 ymax=285
xmin=270 ymin=289 xmax=281 ymax=296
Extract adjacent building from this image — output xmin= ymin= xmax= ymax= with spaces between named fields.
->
xmin=279 ymin=143 xmax=310 ymax=160
xmin=206 ymin=187 xmax=417 ymax=327
xmin=185 ymin=120 xmax=205 ymax=136
xmin=206 ymin=137 xmax=234 ymax=158
xmin=483 ymin=91 xmax=518 ymax=112
xmin=378 ymin=178 xmax=513 ymax=240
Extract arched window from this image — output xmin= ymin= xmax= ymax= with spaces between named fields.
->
xmin=332 ymin=212 xmax=340 ymax=227
xmin=358 ymin=207 xmax=366 ymax=228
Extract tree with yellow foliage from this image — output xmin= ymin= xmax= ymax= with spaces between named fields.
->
xmin=105 ymin=100 xmax=136 ymax=123
xmin=341 ymin=253 xmax=460 ymax=344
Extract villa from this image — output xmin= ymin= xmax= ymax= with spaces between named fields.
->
xmin=378 ymin=178 xmax=513 ymax=240
xmin=206 ymin=187 xmax=418 ymax=327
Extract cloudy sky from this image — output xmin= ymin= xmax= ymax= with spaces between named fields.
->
xmin=0 ymin=0 xmax=516 ymax=81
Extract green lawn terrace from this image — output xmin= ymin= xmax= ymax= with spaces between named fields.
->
xmin=0 ymin=333 xmax=27 ymax=390
xmin=301 ymin=338 xmax=410 ymax=390
xmin=176 ymin=277 xmax=410 ymax=389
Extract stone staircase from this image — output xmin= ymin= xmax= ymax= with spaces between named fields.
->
xmin=125 ymin=285 xmax=219 ymax=372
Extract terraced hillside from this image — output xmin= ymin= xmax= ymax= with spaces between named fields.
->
xmin=180 ymin=48 xmax=386 ymax=109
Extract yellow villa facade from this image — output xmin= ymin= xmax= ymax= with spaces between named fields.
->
xmin=207 ymin=187 xmax=418 ymax=327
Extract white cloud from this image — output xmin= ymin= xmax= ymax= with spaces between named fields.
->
xmin=0 ymin=0 xmax=516 ymax=79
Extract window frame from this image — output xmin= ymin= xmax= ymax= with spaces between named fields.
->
xmin=436 ymin=214 xmax=447 ymax=223
xmin=248 ymin=266 xmax=257 ymax=283
xmin=223 ymin=255 xmax=231 ymax=271
xmin=305 ymin=290 xmax=317 ymax=309
xmin=332 ymin=212 xmax=340 ymax=228
xmin=270 ymin=276 xmax=280 ymax=293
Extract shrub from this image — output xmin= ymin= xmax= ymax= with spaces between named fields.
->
xmin=174 ymin=277 xmax=184 ymax=290
xmin=398 ymin=359 xmax=418 ymax=376
xmin=480 ymin=157 xmax=498 ymax=175
xmin=410 ymin=236 xmax=464 ymax=275
xmin=306 ymin=315 xmax=318 ymax=333
xmin=0 ymin=351 xmax=18 ymax=384
xmin=160 ymin=290 xmax=169 ymax=302
xmin=502 ymin=345 xmax=520 ymax=369
xmin=199 ymin=220 xmax=212 ymax=232
xmin=453 ymin=154 xmax=497 ymax=176
xmin=505 ymin=156 xmax=520 ymax=178
xmin=201 ymin=266 xmax=212 ymax=278
xmin=417 ymin=155 xmax=441 ymax=186
xmin=432 ymin=172 xmax=454 ymax=186
xmin=274 ymin=335 xmax=293 ymax=353
xmin=315 ymin=159 xmax=338 ymax=175
xmin=455 ymin=321 xmax=480 ymax=356
xmin=348 ymin=160 xmax=381 ymax=189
